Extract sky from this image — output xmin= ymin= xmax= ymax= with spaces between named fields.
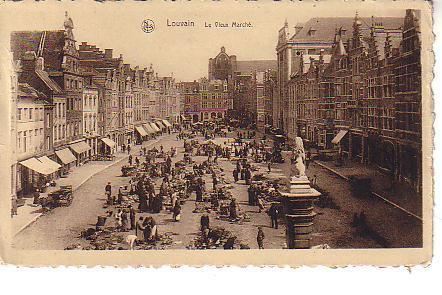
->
xmin=0 ymin=1 xmax=409 ymax=81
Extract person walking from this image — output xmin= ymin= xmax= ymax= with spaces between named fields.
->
xmin=257 ymin=227 xmax=265 ymax=249
xmin=267 ymin=161 xmax=272 ymax=173
xmin=128 ymin=154 xmax=133 ymax=166
xmin=173 ymin=201 xmax=181 ymax=222
xmin=127 ymin=144 xmax=131 ymax=155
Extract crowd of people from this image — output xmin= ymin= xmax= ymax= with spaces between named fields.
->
xmin=95 ymin=121 xmax=289 ymax=250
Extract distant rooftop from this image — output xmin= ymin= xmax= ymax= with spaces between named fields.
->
xmin=290 ymin=17 xmax=404 ymax=42
xmin=236 ymin=60 xmax=277 ymax=73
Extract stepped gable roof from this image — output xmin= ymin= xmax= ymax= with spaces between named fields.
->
xmin=236 ymin=60 xmax=277 ymax=73
xmin=290 ymin=17 xmax=403 ymax=42
xmin=11 ymin=30 xmax=66 ymax=71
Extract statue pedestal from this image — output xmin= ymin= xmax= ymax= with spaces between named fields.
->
xmin=280 ymin=176 xmax=320 ymax=249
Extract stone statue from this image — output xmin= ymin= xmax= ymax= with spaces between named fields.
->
xmin=290 ymin=137 xmax=306 ymax=177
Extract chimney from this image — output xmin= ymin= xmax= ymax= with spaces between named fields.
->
xmin=20 ymin=51 xmax=37 ymax=72
xmin=104 ymin=49 xmax=113 ymax=58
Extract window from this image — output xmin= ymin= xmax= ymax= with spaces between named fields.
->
xmin=17 ymin=108 xmax=22 ymax=120
xmin=17 ymin=132 xmax=22 ymax=152
xmin=29 ymin=130 xmax=33 ymax=151
xmin=24 ymin=108 xmax=28 ymax=120
xmin=46 ymin=113 xmax=50 ymax=128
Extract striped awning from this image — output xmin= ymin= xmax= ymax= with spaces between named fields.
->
xmin=143 ymin=123 xmax=155 ymax=134
xmin=150 ymin=122 xmax=161 ymax=132
xmin=155 ymin=121 xmax=166 ymax=129
xmin=55 ymin=148 xmax=77 ymax=164
xmin=135 ymin=125 xmax=148 ymax=136
xmin=162 ymin=119 xmax=172 ymax=127
xmin=70 ymin=141 xmax=91 ymax=154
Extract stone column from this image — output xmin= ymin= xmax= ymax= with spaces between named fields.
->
xmin=280 ymin=175 xmax=321 ymax=249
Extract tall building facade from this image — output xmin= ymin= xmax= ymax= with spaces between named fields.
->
xmin=284 ymin=10 xmax=421 ymax=192
xmin=276 ymin=16 xmax=403 ymax=135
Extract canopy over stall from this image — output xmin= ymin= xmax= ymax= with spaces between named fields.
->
xmin=101 ymin=138 xmax=117 ymax=149
xmin=38 ymin=156 xmax=62 ymax=171
xmin=55 ymin=148 xmax=77 ymax=165
xmin=155 ymin=121 xmax=166 ymax=129
xmin=143 ymin=124 xmax=155 ymax=134
xmin=135 ymin=125 xmax=148 ymax=137
xmin=20 ymin=157 xmax=59 ymax=175
xmin=150 ymin=122 xmax=161 ymax=132
xmin=70 ymin=141 xmax=92 ymax=154
xmin=162 ymin=119 xmax=172 ymax=127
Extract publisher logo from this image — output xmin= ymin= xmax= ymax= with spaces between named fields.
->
xmin=142 ymin=19 xmax=155 ymax=33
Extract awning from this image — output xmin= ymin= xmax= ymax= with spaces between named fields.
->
xmin=20 ymin=157 xmax=58 ymax=175
xmin=55 ymin=148 xmax=77 ymax=164
xmin=150 ymin=122 xmax=161 ymax=132
xmin=162 ymin=119 xmax=172 ymax=127
xmin=155 ymin=121 xmax=166 ymax=129
xmin=101 ymin=138 xmax=117 ymax=148
xmin=143 ymin=124 xmax=155 ymax=134
xmin=38 ymin=156 xmax=61 ymax=171
xmin=135 ymin=125 xmax=148 ymax=136
xmin=70 ymin=141 xmax=92 ymax=154
xmin=331 ymin=130 xmax=348 ymax=144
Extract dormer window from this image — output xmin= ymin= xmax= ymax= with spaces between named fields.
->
xmin=308 ymin=28 xmax=316 ymax=36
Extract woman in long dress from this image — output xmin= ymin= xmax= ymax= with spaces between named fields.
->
xmin=143 ymin=217 xmax=152 ymax=242
xmin=135 ymin=217 xmax=145 ymax=242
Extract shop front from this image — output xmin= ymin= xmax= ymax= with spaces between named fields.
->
xmin=155 ymin=120 xmax=166 ymax=131
xmin=18 ymin=157 xmax=60 ymax=195
xmin=135 ymin=125 xmax=148 ymax=144
xmin=149 ymin=122 xmax=161 ymax=133
xmin=55 ymin=148 xmax=77 ymax=175
xmin=143 ymin=123 xmax=156 ymax=138
xmin=69 ymin=141 xmax=92 ymax=166
xmin=101 ymin=137 xmax=117 ymax=155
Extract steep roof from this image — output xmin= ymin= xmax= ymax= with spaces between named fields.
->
xmin=290 ymin=17 xmax=403 ymax=42
xmin=18 ymin=83 xmax=48 ymax=101
xmin=236 ymin=60 xmax=277 ymax=73
xmin=35 ymin=70 xmax=63 ymax=94
xmin=11 ymin=31 xmax=66 ymax=71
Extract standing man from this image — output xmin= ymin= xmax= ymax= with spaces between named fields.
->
xmin=105 ymin=182 xmax=112 ymax=199
xmin=233 ymin=168 xmax=239 ymax=183
xmin=257 ymin=227 xmax=265 ymax=249
xmin=129 ymin=205 xmax=136 ymax=230
xmin=268 ymin=204 xmax=279 ymax=229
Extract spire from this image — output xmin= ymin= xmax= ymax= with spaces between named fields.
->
xmin=284 ymin=19 xmax=288 ymax=27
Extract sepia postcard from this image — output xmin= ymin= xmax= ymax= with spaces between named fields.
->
xmin=0 ymin=0 xmax=433 ymax=267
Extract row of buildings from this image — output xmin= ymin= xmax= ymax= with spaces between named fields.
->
xmin=271 ymin=10 xmax=421 ymax=191
xmin=181 ymin=46 xmax=277 ymax=130
xmin=10 ymin=13 xmax=182 ymax=201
